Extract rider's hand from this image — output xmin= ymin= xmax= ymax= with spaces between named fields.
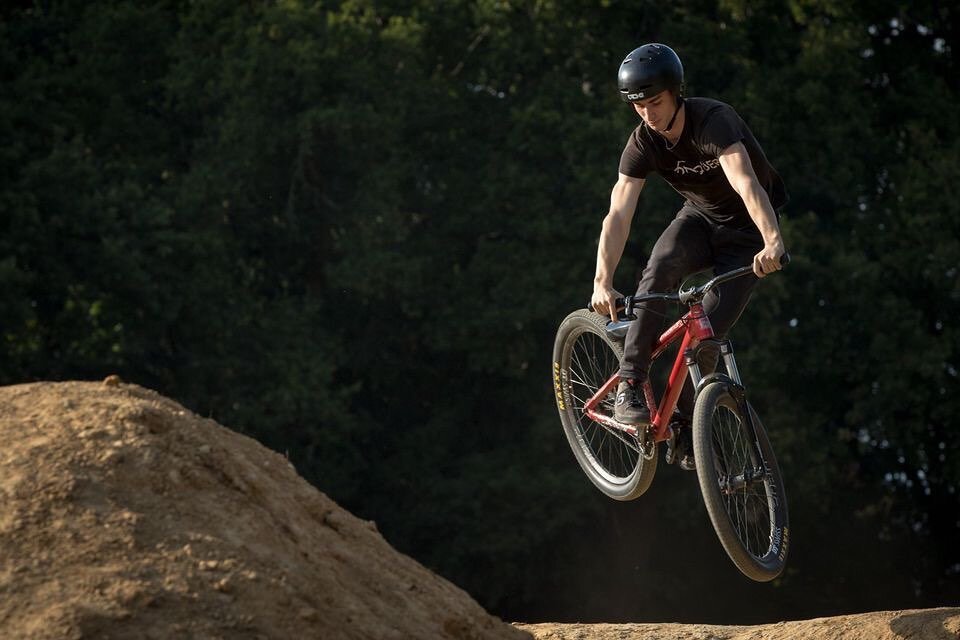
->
xmin=753 ymin=241 xmax=786 ymax=278
xmin=591 ymin=285 xmax=624 ymax=323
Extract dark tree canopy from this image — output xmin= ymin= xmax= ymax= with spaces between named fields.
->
xmin=2 ymin=0 xmax=957 ymax=622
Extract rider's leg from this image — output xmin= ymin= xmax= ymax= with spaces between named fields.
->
xmin=619 ymin=208 xmax=713 ymax=384
xmin=617 ymin=210 xmax=713 ymax=425
xmin=675 ymin=224 xmax=764 ymax=416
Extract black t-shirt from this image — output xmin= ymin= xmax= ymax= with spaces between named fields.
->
xmin=618 ymin=97 xmax=787 ymax=227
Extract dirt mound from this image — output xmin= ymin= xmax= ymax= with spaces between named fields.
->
xmin=517 ymin=607 xmax=960 ymax=639
xmin=3 ymin=380 xmax=953 ymax=640
xmin=0 ymin=381 xmax=529 ymax=640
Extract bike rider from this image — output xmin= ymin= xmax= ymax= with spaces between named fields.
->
xmin=590 ymin=43 xmax=788 ymax=469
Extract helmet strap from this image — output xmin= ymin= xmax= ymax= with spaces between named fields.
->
xmin=664 ymin=95 xmax=684 ymax=133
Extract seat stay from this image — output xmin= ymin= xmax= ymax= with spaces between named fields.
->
xmin=583 ymin=373 xmax=619 ymax=413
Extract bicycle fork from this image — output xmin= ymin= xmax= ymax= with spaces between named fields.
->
xmin=688 ymin=339 xmax=771 ymax=491
xmin=684 ymin=338 xmax=743 ymax=389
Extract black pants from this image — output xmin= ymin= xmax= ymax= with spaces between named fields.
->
xmin=619 ymin=207 xmax=763 ymax=416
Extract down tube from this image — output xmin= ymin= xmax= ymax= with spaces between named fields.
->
xmin=653 ymin=330 xmax=698 ymax=440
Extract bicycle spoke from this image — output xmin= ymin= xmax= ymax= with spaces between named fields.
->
xmin=555 ymin=312 xmax=661 ymax=502
xmin=563 ymin=328 xmax=640 ymax=480
xmin=711 ymin=398 xmax=775 ymax=559
xmin=571 ymin=348 xmax=593 ymax=389
xmin=568 ymin=367 xmax=592 ymax=390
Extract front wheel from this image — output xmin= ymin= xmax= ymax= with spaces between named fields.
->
xmin=692 ymin=381 xmax=789 ymax=581
xmin=553 ymin=309 xmax=657 ymax=501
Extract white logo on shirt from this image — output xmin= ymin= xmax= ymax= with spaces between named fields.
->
xmin=674 ymin=159 xmax=720 ymax=175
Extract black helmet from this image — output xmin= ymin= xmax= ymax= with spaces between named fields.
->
xmin=618 ymin=43 xmax=684 ymax=102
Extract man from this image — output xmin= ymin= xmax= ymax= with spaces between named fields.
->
xmin=590 ymin=43 xmax=787 ymax=467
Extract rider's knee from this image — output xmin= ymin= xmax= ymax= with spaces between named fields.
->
xmin=641 ymin=253 xmax=688 ymax=288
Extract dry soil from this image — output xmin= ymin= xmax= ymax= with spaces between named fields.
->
xmin=1 ymin=380 xmax=956 ymax=639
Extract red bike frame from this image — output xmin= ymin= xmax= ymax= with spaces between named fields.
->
xmin=582 ymin=301 xmax=716 ymax=442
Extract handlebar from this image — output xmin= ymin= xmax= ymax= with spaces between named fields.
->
xmin=589 ymin=254 xmax=790 ymax=316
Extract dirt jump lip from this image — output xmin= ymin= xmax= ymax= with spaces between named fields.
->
xmin=0 ymin=380 xmax=528 ymax=640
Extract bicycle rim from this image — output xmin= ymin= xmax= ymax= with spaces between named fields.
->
xmin=562 ymin=326 xmax=641 ymax=483
xmin=694 ymin=381 xmax=788 ymax=580
xmin=709 ymin=398 xmax=777 ymax=559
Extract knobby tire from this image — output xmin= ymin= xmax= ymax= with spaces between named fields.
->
xmin=692 ymin=380 xmax=789 ymax=581
xmin=553 ymin=309 xmax=657 ymax=501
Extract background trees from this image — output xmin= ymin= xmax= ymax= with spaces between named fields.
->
xmin=2 ymin=0 xmax=957 ymax=622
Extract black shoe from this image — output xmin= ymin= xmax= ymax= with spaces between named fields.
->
xmin=667 ymin=412 xmax=696 ymax=471
xmin=614 ymin=379 xmax=650 ymax=425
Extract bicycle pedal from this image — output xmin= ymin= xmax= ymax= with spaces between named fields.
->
xmin=665 ymin=433 xmax=678 ymax=465
xmin=666 ymin=425 xmax=695 ymax=468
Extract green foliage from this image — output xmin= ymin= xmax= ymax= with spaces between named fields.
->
xmin=2 ymin=0 xmax=958 ymax=622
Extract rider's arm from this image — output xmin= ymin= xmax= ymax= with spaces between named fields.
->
xmin=718 ymin=142 xmax=786 ymax=277
xmin=592 ymin=173 xmax=645 ymax=321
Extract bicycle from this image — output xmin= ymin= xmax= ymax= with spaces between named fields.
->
xmin=551 ymin=258 xmax=790 ymax=581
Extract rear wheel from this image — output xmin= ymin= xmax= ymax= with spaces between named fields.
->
xmin=692 ymin=381 xmax=789 ymax=581
xmin=552 ymin=310 xmax=657 ymax=501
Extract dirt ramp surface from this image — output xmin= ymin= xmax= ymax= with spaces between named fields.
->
xmin=517 ymin=607 xmax=960 ymax=640
xmin=0 ymin=381 xmax=529 ymax=640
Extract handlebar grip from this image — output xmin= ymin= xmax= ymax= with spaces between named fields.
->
xmin=587 ymin=298 xmax=626 ymax=314
xmin=780 ymin=253 xmax=791 ymax=267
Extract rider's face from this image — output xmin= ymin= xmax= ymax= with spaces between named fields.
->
xmin=632 ymin=91 xmax=674 ymax=130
